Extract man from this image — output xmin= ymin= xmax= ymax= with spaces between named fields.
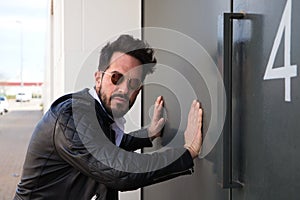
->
xmin=14 ymin=35 xmax=203 ymax=200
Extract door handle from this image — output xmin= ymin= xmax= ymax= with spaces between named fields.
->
xmin=222 ymin=12 xmax=245 ymax=189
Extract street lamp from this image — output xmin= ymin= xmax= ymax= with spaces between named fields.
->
xmin=16 ymin=20 xmax=23 ymax=88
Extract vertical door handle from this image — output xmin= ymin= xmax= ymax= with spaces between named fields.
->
xmin=223 ymin=12 xmax=245 ymax=189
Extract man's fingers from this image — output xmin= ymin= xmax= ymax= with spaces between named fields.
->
xmin=155 ymin=96 xmax=163 ymax=106
xmin=153 ymin=96 xmax=164 ymax=121
xmin=148 ymin=96 xmax=166 ymax=140
xmin=184 ymin=99 xmax=204 ymax=158
xmin=198 ymin=108 xmax=203 ymax=124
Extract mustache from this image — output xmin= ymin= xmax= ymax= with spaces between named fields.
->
xmin=110 ymin=93 xmax=130 ymax=101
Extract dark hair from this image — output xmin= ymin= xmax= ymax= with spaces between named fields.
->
xmin=98 ymin=34 xmax=157 ymax=80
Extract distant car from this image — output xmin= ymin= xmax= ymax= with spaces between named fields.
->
xmin=0 ymin=96 xmax=9 ymax=112
xmin=0 ymin=101 xmax=4 ymax=115
xmin=16 ymin=92 xmax=31 ymax=102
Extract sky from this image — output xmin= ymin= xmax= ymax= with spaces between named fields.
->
xmin=0 ymin=0 xmax=48 ymax=82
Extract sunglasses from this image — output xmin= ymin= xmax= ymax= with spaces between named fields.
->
xmin=101 ymin=71 xmax=142 ymax=90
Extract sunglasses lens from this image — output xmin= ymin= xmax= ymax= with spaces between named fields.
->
xmin=111 ymin=73 xmax=123 ymax=85
xmin=107 ymin=71 xmax=141 ymax=90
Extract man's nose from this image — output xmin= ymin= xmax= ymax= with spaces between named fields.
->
xmin=117 ymin=78 xmax=129 ymax=94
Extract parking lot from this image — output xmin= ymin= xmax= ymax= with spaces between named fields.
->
xmin=0 ymin=99 xmax=43 ymax=199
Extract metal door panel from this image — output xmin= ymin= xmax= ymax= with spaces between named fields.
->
xmin=231 ymin=0 xmax=300 ymax=199
xmin=142 ymin=0 xmax=230 ymax=199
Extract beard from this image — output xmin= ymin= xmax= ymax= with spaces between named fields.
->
xmin=98 ymin=87 xmax=134 ymax=118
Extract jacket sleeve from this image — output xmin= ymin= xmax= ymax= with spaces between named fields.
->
xmin=119 ymin=128 xmax=153 ymax=151
xmin=53 ymin=104 xmax=194 ymax=191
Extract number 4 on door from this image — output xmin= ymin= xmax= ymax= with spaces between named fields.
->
xmin=263 ymin=0 xmax=298 ymax=102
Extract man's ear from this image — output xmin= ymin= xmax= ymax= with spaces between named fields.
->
xmin=94 ymin=71 xmax=102 ymax=89
xmin=95 ymin=71 xmax=102 ymax=81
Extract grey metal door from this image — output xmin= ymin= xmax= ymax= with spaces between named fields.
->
xmin=230 ymin=0 xmax=300 ymax=199
xmin=142 ymin=0 xmax=300 ymax=199
xmin=142 ymin=0 xmax=230 ymax=199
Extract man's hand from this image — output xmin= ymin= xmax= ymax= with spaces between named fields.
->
xmin=184 ymin=100 xmax=203 ymax=159
xmin=148 ymin=96 xmax=166 ymax=141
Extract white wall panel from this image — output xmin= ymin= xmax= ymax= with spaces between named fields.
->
xmin=47 ymin=0 xmax=141 ymax=199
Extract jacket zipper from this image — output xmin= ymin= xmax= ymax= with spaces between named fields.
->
xmin=91 ymin=193 xmax=99 ymax=200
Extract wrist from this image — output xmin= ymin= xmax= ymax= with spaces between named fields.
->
xmin=147 ymin=127 xmax=155 ymax=141
xmin=184 ymin=144 xmax=198 ymax=159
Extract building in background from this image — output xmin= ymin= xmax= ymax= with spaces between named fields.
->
xmin=46 ymin=1 xmax=141 ymax=199
xmin=0 ymin=81 xmax=43 ymax=99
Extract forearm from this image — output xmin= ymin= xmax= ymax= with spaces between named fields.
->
xmin=115 ymin=148 xmax=194 ymax=191
xmin=119 ymin=128 xmax=153 ymax=151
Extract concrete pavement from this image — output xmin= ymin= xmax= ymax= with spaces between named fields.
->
xmin=0 ymin=99 xmax=43 ymax=200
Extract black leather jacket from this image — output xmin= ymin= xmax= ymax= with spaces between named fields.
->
xmin=14 ymin=89 xmax=194 ymax=200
